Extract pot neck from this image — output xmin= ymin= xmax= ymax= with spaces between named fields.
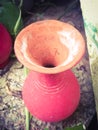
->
xmin=37 ymin=71 xmax=66 ymax=87
xmin=29 ymin=70 xmax=71 ymax=94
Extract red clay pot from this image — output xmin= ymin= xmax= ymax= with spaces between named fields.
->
xmin=14 ymin=20 xmax=85 ymax=122
xmin=0 ymin=23 xmax=12 ymax=69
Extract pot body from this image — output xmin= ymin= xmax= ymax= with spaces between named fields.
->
xmin=0 ymin=24 xmax=12 ymax=69
xmin=22 ymin=69 xmax=80 ymax=122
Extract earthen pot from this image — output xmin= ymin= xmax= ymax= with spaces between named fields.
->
xmin=0 ymin=24 xmax=12 ymax=69
xmin=14 ymin=20 xmax=85 ymax=122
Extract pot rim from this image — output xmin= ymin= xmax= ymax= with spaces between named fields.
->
xmin=14 ymin=20 xmax=85 ymax=74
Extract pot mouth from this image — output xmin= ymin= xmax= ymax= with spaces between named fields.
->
xmin=14 ymin=20 xmax=85 ymax=74
xmin=43 ymin=64 xmax=55 ymax=68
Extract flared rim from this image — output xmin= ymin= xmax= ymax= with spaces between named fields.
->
xmin=14 ymin=20 xmax=85 ymax=74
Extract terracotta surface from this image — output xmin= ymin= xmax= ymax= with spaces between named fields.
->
xmin=14 ymin=20 xmax=85 ymax=74
xmin=23 ymin=70 xmax=80 ymax=122
xmin=0 ymin=24 xmax=12 ymax=69
xmin=14 ymin=20 xmax=86 ymax=122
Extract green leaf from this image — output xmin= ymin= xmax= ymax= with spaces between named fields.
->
xmin=65 ymin=124 xmax=86 ymax=130
xmin=13 ymin=9 xmax=22 ymax=36
xmin=24 ymin=67 xmax=31 ymax=130
xmin=25 ymin=107 xmax=32 ymax=130
xmin=0 ymin=2 xmax=23 ymax=37
xmin=44 ymin=128 xmax=49 ymax=130
xmin=0 ymin=0 xmax=11 ymax=4
xmin=24 ymin=67 xmax=29 ymax=77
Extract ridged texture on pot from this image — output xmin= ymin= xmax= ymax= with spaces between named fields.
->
xmin=22 ymin=70 xmax=80 ymax=122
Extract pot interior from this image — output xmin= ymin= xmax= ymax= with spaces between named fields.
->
xmin=25 ymin=32 xmax=69 ymax=68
